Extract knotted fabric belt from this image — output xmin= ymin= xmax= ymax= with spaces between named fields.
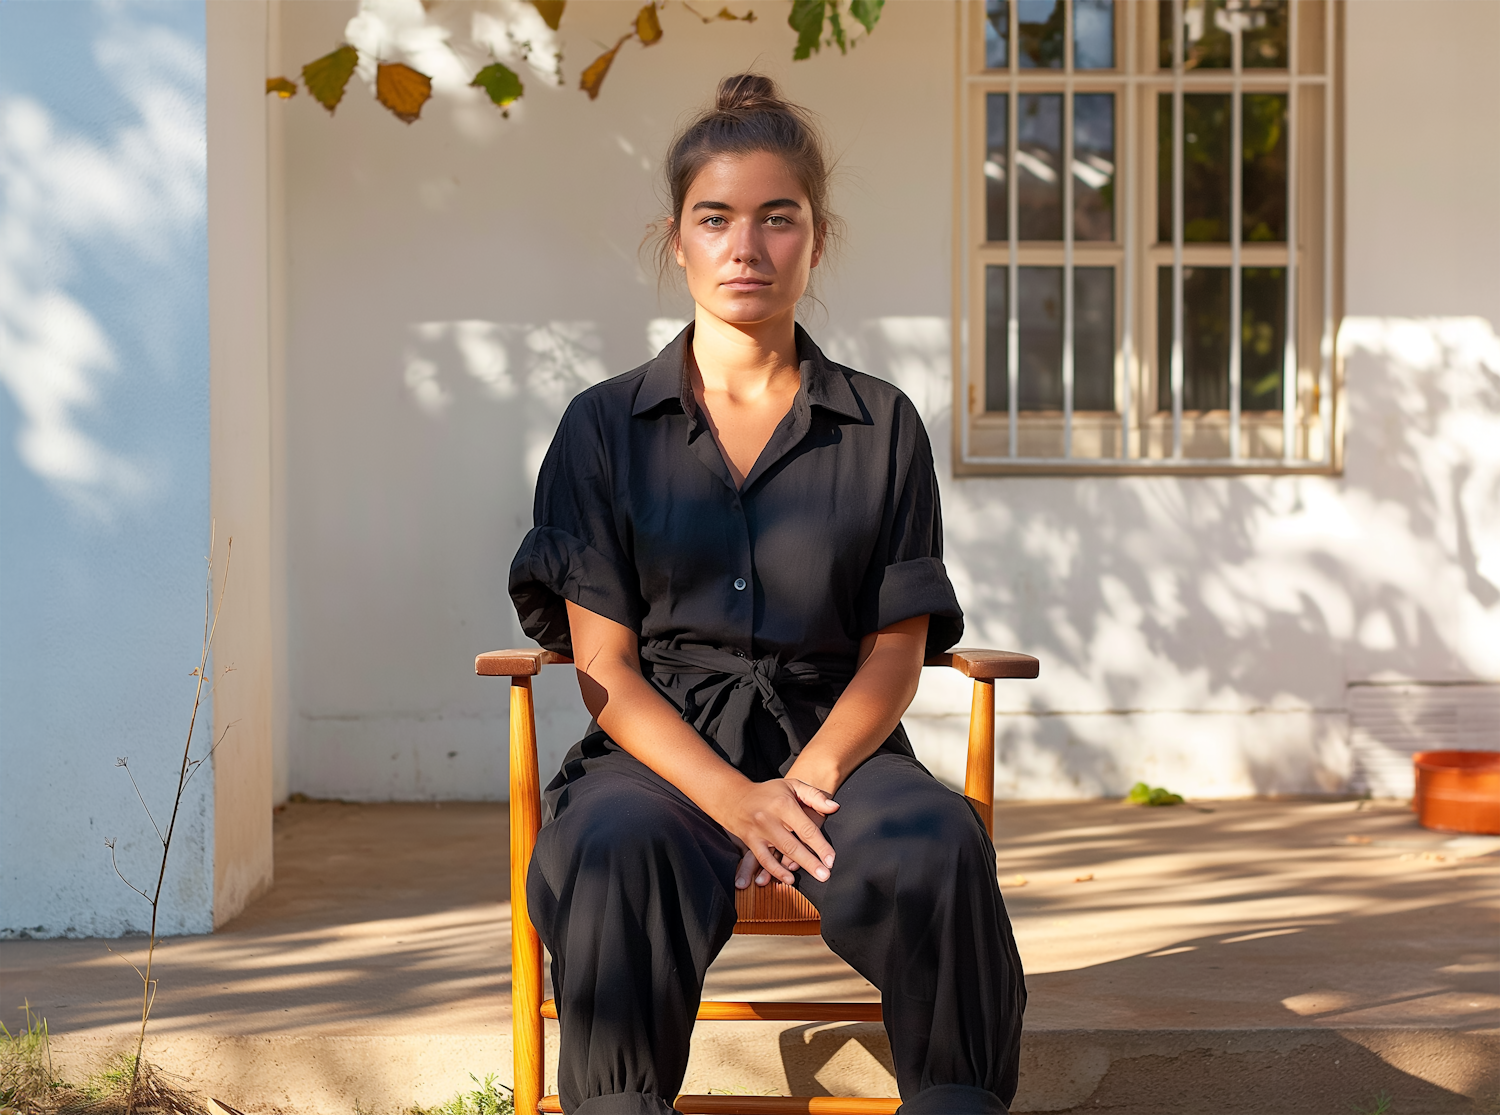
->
xmin=638 ymin=643 xmax=855 ymax=766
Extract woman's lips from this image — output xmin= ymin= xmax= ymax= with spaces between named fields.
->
xmin=722 ymin=279 xmax=771 ymax=291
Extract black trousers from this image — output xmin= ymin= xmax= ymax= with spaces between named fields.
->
xmin=527 ymin=751 xmax=1026 ymax=1115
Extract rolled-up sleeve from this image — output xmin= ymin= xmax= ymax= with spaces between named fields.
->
xmin=509 ymin=397 xmax=642 ymax=656
xmin=858 ymin=397 xmax=964 ymax=655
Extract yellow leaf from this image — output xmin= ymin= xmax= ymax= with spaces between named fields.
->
xmin=1073 ymin=872 xmax=1095 ymax=883
xmin=531 ymin=0 xmax=566 ymax=30
xmin=579 ymin=35 xmax=629 ymax=100
xmin=265 ymin=76 xmax=297 ymax=99
xmin=302 ymin=44 xmax=359 ymax=113
xmin=636 ymin=4 xmax=663 ymax=44
xmin=376 ymin=62 xmax=433 ymax=124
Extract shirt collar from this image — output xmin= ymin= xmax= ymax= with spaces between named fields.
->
xmin=632 ymin=321 xmax=866 ymax=423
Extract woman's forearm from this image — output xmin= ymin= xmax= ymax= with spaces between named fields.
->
xmin=786 ymin=614 xmax=929 ymax=796
xmin=575 ymin=645 xmax=753 ymax=820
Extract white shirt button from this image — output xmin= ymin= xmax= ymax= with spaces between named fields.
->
xmin=733 ymin=577 xmax=747 ymax=591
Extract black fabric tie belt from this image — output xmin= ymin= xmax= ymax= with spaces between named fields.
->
xmin=638 ymin=643 xmax=855 ymax=766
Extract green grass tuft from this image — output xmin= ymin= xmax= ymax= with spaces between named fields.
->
xmin=408 ymin=1074 xmax=514 ymax=1115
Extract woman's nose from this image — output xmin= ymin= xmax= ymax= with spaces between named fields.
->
xmin=730 ymin=225 xmax=762 ymax=265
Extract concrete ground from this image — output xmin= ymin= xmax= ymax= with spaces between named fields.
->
xmin=2 ymin=798 xmax=1497 ymax=1114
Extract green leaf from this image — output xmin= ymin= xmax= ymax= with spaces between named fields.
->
xmin=789 ymin=0 xmax=825 ymax=60
xmin=472 ymin=61 xmax=524 ymax=108
xmin=828 ymin=6 xmax=847 ymax=53
xmin=531 ymin=0 xmax=566 ymax=31
xmin=302 ymin=44 xmax=358 ymax=114
xmin=849 ymin=0 xmax=884 ymax=34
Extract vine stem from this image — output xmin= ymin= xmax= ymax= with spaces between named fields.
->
xmin=126 ymin=527 xmax=231 ymax=1114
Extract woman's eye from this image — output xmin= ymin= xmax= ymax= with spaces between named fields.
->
xmin=704 ymin=215 xmax=727 ymax=227
xmin=766 ymin=215 xmax=790 ymax=226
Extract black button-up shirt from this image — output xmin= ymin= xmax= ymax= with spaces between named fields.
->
xmin=510 ymin=324 xmax=963 ymax=805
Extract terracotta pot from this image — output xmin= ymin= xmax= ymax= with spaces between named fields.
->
xmin=1413 ymin=750 xmax=1500 ymax=835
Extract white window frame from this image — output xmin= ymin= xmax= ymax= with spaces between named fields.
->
xmin=953 ymin=0 xmax=1343 ymax=475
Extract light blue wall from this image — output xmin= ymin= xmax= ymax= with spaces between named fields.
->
xmin=0 ymin=0 xmax=212 ymax=936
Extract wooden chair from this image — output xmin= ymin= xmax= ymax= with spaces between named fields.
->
xmin=476 ymin=646 xmax=1039 ymax=1115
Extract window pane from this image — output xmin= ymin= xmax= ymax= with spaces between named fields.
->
xmin=1074 ymin=0 xmax=1114 ymax=69
xmin=1074 ymin=93 xmax=1114 ymax=241
xmin=1184 ymin=0 xmax=1232 ymax=69
xmin=1158 ymin=0 xmax=1173 ymax=68
xmin=1075 ymin=267 xmax=1115 ymax=410
xmin=1157 ymin=266 xmax=1230 ymax=411
xmin=1158 ymin=93 xmax=1232 ymax=242
xmin=1243 ymin=0 xmax=1289 ymax=68
xmin=1243 ymin=93 xmax=1287 ymax=241
xmin=1241 ymin=267 xmax=1285 ymax=410
xmin=1018 ymin=0 xmax=1064 ymax=69
xmin=1020 ymin=266 xmax=1063 ymax=409
xmin=1019 ymin=93 xmax=1063 ymax=240
xmin=986 ymin=93 xmax=1008 ymax=242
xmin=985 ymin=266 xmax=1009 ymax=411
xmin=985 ymin=0 xmax=1009 ymax=69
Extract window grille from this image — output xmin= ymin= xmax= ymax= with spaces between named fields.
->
xmin=956 ymin=0 xmax=1341 ymax=473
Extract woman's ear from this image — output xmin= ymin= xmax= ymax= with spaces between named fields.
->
xmin=810 ymin=220 xmax=828 ymax=269
xmin=670 ymin=218 xmax=686 ymax=268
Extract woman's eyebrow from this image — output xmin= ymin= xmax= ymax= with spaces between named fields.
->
xmin=689 ymin=198 xmax=804 ymax=212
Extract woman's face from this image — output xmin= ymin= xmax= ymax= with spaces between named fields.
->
xmin=674 ymin=150 xmax=823 ymax=328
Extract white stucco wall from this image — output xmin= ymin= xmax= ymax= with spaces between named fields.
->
xmin=276 ymin=0 xmax=1499 ymax=803
xmin=1 ymin=1 xmax=214 ymax=935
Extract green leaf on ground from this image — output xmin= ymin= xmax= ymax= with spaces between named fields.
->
xmin=302 ymin=45 xmax=359 ymax=113
xmin=849 ymin=0 xmax=884 ymax=33
xmin=789 ymin=0 xmax=825 ymax=59
xmin=1128 ymin=781 xmax=1185 ymax=806
xmin=472 ymin=62 xmax=524 ymax=108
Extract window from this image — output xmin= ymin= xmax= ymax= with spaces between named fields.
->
xmin=956 ymin=0 xmax=1341 ymax=473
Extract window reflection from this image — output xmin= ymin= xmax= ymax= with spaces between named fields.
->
xmin=985 ymin=0 xmax=1009 ymax=69
xmin=1160 ymin=0 xmax=1289 ymax=70
xmin=1020 ymin=267 xmax=1064 ymax=409
xmin=1019 ymin=93 xmax=1063 ymax=240
xmin=986 ymin=267 xmax=1115 ymax=413
xmin=1018 ymin=0 xmax=1064 ymax=69
xmin=986 ymin=93 xmax=1009 ymax=242
xmin=985 ymin=266 xmax=1009 ymax=411
xmin=1243 ymin=93 xmax=1287 ymax=241
xmin=1158 ymin=266 xmax=1230 ymax=411
xmin=1074 ymin=0 xmax=1114 ymax=69
xmin=1075 ymin=268 xmax=1115 ymax=410
xmin=1158 ymin=93 xmax=1232 ymax=243
xmin=1074 ymin=93 xmax=1114 ymax=241
xmin=1241 ymin=268 xmax=1285 ymax=409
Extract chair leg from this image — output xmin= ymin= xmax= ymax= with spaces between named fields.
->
xmin=963 ymin=678 xmax=995 ymax=838
xmin=511 ymin=677 xmax=545 ymax=1114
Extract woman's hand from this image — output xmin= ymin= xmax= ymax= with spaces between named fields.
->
xmin=725 ymin=777 xmax=839 ymax=889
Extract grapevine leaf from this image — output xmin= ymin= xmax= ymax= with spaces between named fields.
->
xmin=789 ymin=0 xmax=824 ymax=59
xmin=849 ymin=0 xmax=883 ymax=34
xmin=531 ymin=0 xmax=566 ymax=31
xmin=265 ymin=76 xmax=297 ymax=99
xmin=828 ymin=6 xmax=846 ymax=53
xmin=580 ymin=35 xmax=630 ymax=100
xmin=302 ymin=45 xmax=359 ymax=114
xmin=472 ymin=61 xmax=524 ymax=107
xmin=636 ymin=3 xmax=663 ymax=44
xmin=376 ymin=62 xmax=433 ymax=124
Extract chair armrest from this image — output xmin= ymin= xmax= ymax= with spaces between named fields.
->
xmin=475 ymin=649 xmax=575 ymax=677
xmin=479 ymin=646 xmax=1037 ymax=679
xmin=923 ymin=648 xmax=1039 ymax=680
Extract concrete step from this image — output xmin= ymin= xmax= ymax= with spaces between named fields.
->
xmin=5 ymin=800 xmax=1497 ymax=1114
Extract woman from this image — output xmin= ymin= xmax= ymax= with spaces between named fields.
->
xmin=509 ymin=74 xmax=1025 ymax=1115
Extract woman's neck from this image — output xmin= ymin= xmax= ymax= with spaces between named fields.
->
xmin=690 ymin=305 xmax=800 ymax=402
